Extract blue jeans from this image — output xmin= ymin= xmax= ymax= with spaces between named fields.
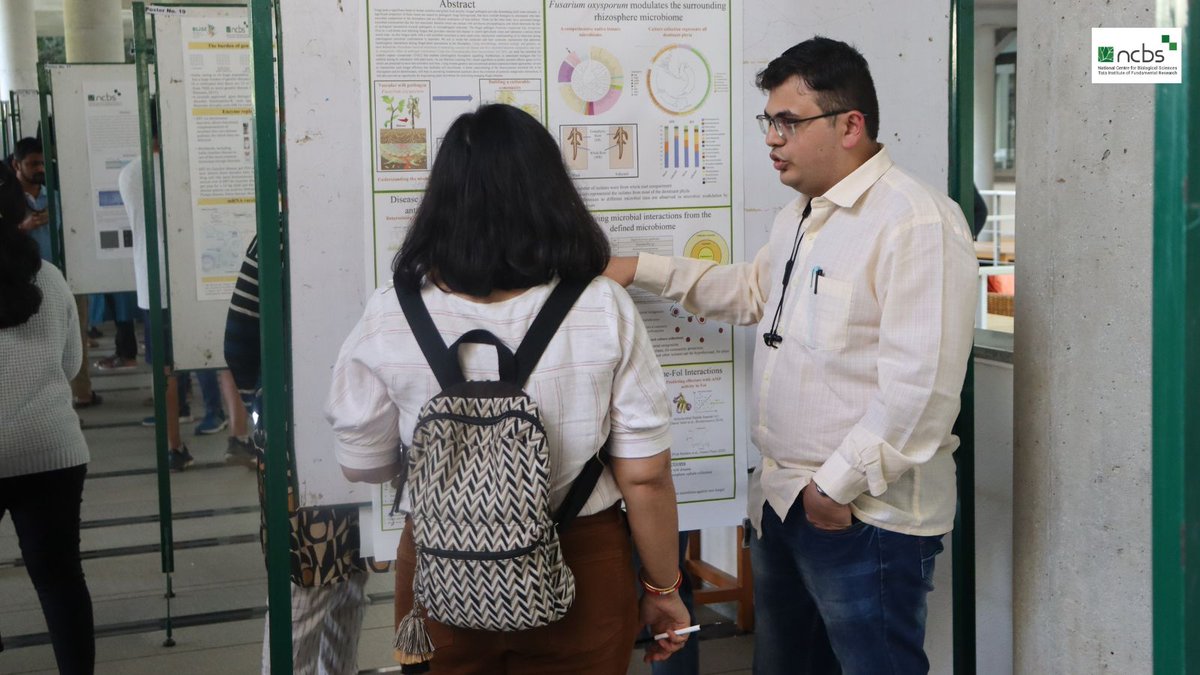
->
xmin=195 ymin=370 xmax=221 ymax=416
xmin=751 ymin=497 xmax=944 ymax=675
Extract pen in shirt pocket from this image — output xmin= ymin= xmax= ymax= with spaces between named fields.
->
xmin=811 ymin=267 xmax=825 ymax=294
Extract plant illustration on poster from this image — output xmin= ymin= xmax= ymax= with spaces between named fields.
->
xmin=375 ymin=80 xmax=430 ymax=171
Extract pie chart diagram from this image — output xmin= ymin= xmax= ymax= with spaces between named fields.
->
xmin=685 ymin=231 xmax=729 ymax=264
xmin=647 ymin=44 xmax=711 ymax=115
xmin=559 ymin=47 xmax=624 ymax=116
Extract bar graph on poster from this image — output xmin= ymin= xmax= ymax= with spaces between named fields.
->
xmin=361 ymin=0 xmax=743 ymax=555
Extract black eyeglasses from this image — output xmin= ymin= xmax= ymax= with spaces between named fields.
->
xmin=756 ymin=110 xmax=851 ymax=139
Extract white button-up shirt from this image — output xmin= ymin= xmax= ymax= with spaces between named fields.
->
xmin=634 ymin=147 xmax=977 ymax=536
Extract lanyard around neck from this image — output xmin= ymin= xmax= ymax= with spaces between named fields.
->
xmin=762 ymin=200 xmax=813 ymax=349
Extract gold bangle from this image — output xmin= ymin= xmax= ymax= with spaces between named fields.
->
xmin=640 ymin=569 xmax=683 ymax=596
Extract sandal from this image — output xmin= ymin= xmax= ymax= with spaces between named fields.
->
xmin=95 ymin=356 xmax=138 ymax=371
xmin=73 ymin=392 xmax=104 ymax=409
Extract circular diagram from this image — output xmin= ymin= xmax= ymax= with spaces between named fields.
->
xmin=685 ymin=231 xmax=730 ymax=265
xmin=558 ymin=47 xmax=624 ymax=116
xmin=647 ymin=45 xmax=711 ymax=115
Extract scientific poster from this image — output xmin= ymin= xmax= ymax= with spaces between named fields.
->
xmin=82 ymin=81 xmax=138 ymax=260
xmin=362 ymin=0 xmax=743 ymax=538
xmin=180 ymin=17 xmax=257 ymax=302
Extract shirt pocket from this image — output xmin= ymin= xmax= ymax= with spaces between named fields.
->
xmin=799 ymin=275 xmax=852 ymax=351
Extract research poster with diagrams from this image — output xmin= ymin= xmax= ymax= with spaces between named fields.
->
xmin=82 ymin=81 xmax=138 ymax=260
xmin=362 ymin=0 xmax=744 ymax=540
xmin=180 ymin=17 xmax=257 ymax=302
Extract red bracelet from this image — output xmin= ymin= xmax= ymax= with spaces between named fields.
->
xmin=640 ymin=569 xmax=683 ymax=596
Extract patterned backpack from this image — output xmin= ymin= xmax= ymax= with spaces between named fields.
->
xmin=392 ymin=279 xmax=607 ymax=669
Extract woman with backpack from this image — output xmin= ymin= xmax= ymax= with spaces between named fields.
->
xmin=327 ymin=103 xmax=690 ymax=673
xmin=0 ymin=163 xmax=95 ymax=674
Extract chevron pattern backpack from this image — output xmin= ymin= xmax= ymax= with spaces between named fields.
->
xmin=391 ymin=279 xmax=608 ymax=668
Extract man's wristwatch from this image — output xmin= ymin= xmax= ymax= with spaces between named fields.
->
xmin=812 ymin=481 xmax=830 ymax=499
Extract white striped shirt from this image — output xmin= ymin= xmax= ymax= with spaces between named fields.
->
xmin=634 ymin=147 xmax=978 ymax=536
xmin=325 ymin=277 xmax=672 ymax=517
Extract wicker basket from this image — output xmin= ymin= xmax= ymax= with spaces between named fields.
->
xmin=987 ymin=293 xmax=1014 ymax=317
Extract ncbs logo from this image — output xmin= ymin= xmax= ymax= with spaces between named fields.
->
xmin=87 ymin=89 xmax=123 ymax=104
xmin=1092 ymin=28 xmax=1183 ymax=83
xmin=1097 ymin=35 xmax=1177 ymax=63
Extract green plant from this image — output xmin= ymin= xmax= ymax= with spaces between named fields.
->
xmin=382 ymin=95 xmax=406 ymax=129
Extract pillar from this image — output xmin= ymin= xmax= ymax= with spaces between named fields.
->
xmin=63 ymin=0 xmax=124 ymax=64
xmin=0 ymin=0 xmax=39 ymax=96
xmin=1013 ymin=0 xmax=1154 ymax=671
xmin=973 ymin=24 xmax=996 ymax=190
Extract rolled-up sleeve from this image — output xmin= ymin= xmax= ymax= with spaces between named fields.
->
xmin=325 ymin=301 xmax=403 ymax=472
xmin=606 ymin=286 xmax=672 ymax=459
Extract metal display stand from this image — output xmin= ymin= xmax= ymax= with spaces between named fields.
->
xmin=1152 ymin=1 xmax=1199 ymax=671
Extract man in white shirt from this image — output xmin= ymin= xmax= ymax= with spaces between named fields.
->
xmin=606 ymin=37 xmax=977 ymax=674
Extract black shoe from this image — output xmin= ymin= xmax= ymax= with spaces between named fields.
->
xmin=224 ymin=437 xmax=258 ymax=469
xmin=169 ymin=446 xmax=195 ymax=472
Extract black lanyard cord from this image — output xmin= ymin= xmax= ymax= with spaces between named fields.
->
xmin=763 ymin=200 xmax=813 ymax=349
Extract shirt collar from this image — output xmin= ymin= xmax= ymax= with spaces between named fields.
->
xmin=809 ymin=144 xmax=894 ymax=210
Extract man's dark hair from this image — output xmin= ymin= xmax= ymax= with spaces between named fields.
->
xmin=756 ymin=36 xmax=880 ymax=140
xmin=0 ymin=162 xmax=43 ymax=328
xmin=393 ymin=104 xmax=610 ymax=296
xmin=13 ymin=137 xmax=43 ymax=162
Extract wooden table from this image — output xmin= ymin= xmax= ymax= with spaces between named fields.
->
xmin=976 ymin=237 xmax=1015 ymax=263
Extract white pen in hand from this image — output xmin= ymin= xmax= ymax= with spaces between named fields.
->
xmin=653 ymin=624 xmax=701 ymax=641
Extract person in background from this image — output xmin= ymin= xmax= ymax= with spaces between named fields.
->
xmin=11 ymin=136 xmax=102 ymax=409
xmin=224 ymin=235 xmax=373 ymax=674
xmin=0 ymin=162 xmax=95 ymax=675
xmin=92 ymin=291 xmax=140 ymax=371
xmin=117 ymin=100 xmax=251 ymax=461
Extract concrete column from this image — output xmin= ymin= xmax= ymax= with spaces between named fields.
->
xmin=0 ymin=0 xmax=39 ymax=96
xmin=973 ymin=24 xmax=996 ymax=190
xmin=1013 ymin=1 xmax=1154 ymax=672
xmin=63 ymin=0 xmax=124 ymax=64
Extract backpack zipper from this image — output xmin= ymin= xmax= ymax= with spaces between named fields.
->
xmin=419 ymin=538 xmax=543 ymax=561
xmin=416 ymin=409 xmax=546 ymax=433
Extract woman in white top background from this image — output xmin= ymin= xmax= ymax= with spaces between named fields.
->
xmin=0 ymin=163 xmax=95 ymax=674
xmin=326 ymin=104 xmax=689 ymax=673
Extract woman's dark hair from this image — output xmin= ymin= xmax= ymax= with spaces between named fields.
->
xmin=392 ymin=104 xmax=610 ymax=295
xmin=0 ymin=162 xmax=42 ymax=328
xmin=756 ymin=36 xmax=880 ymax=141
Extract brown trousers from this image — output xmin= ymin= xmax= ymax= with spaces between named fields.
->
xmin=394 ymin=506 xmax=638 ymax=675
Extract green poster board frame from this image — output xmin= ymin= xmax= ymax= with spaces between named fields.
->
xmin=1152 ymin=1 xmax=1199 ymax=672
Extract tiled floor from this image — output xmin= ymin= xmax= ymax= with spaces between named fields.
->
xmin=0 ymin=325 xmax=753 ymax=674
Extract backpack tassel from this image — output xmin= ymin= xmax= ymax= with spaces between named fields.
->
xmin=394 ymin=604 xmax=434 ymax=672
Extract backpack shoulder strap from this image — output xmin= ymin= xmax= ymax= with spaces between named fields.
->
xmin=513 ymin=278 xmax=590 ymax=387
xmin=554 ymin=439 xmax=610 ymax=530
xmin=395 ymin=283 xmax=464 ymax=389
